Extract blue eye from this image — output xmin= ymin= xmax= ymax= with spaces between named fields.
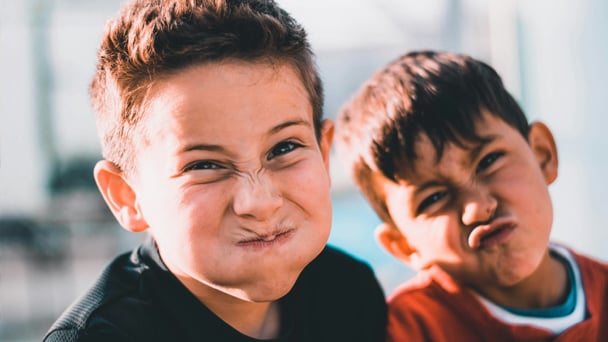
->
xmin=477 ymin=152 xmax=503 ymax=172
xmin=417 ymin=191 xmax=446 ymax=214
xmin=183 ymin=161 xmax=221 ymax=172
xmin=267 ymin=141 xmax=301 ymax=160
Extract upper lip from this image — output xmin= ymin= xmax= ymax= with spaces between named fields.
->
xmin=467 ymin=216 xmax=516 ymax=249
xmin=237 ymin=226 xmax=295 ymax=244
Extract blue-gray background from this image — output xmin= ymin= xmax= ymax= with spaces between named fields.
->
xmin=1 ymin=0 xmax=607 ymax=341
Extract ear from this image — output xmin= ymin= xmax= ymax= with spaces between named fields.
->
xmin=375 ymin=222 xmax=423 ymax=269
xmin=528 ymin=122 xmax=558 ymax=185
xmin=93 ymin=160 xmax=149 ymax=233
xmin=319 ymin=119 xmax=334 ymax=170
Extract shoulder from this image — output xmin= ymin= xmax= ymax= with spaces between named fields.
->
xmin=292 ymin=245 xmax=388 ymax=341
xmin=299 ymin=245 xmax=383 ymax=295
xmin=298 ymin=245 xmax=383 ymax=296
xmin=388 ymin=269 xmax=440 ymax=312
xmin=304 ymin=245 xmax=375 ymax=277
xmin=389 ymin=265 xmax=458 ymax=301
xmin=567 ymin=247 xmax=608 ymax=297
xmin=385 ymin=271 xmax=449 ymax=341
xmin=569 ymin=249 xmax=608 ymax=271
xmin=43 ymin=247 xmax=151 ymax=342
xmin=556 ymin=244 xmax=608 ymax=282
xmin=386 ymin=268 xmax=490 ymax=341
xmin=387 ymin=266 xmax=476 ymax=320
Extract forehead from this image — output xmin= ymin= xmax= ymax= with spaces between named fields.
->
xmin=398 ymin=112 xmax=516 ymax=179
xmin=141 ymin=61 xmax=313 ymax=141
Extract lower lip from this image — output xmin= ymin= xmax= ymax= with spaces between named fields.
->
xmin=237 ymin=230 xmax=295 ymax=251
xmin=479 ymin=226 xmax=515 ymax=249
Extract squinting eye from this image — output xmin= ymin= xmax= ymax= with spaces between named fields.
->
xmin=477 ymin=152 xmax=503 ymax=172
xmin=267 ymin=141 xmax=301 ymax=160
xmin=417 ymin=191 xmax=446 ymax=214
xmin=183 ymin=161 xmax=221 ymax=172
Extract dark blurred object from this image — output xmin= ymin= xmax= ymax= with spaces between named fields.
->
xmin=48 ymin=156 xmax=99 ymax=194
xmin=0 ymin=216 xmax=36 ymax=247
xmin=0 ymin=215 xmax=67 ymax=265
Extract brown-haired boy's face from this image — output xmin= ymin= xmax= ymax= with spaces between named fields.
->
xmin=109 ymin=61 xmax=333 ymax=303
xmin=376 ymin=111 xmax=558 ymax=295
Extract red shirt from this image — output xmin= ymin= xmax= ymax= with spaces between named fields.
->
xmin=386 ymin=249 xmax=608 ymax=341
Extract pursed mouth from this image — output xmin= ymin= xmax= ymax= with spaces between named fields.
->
xmin=237 ymin=228 xmax=295 ymax=247
xmin=468 ymin=218 xmax=516 ymax=250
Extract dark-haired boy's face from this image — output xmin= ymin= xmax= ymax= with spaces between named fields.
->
xmin=128 ymin=61 xmax=333 ymax=303
xmin=377 ymin=111 xmax=558 ymax=293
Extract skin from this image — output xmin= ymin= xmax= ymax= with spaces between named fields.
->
xmin=93 ymin=61 xmax=334 ymax=339
xmin=375 ymin=111 xmax=567 ymax=309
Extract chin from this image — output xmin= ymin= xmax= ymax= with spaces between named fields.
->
xmin=241 ymin=278 xmax=298 ymax=302
xmin=493 ymin=263 xmax=537 ymax=288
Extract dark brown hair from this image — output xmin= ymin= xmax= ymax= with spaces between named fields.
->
xmin=335 ymin=50 xmax=529 ymax=221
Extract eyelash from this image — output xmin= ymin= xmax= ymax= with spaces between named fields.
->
xmin=417 ymin=191 xmax=447 ymax=214
xmin=182 ymin=140 xmax=302 ymax=172
xmin=476 ymin=152 xmax=504 ymax=172
xmin=183 ymin=160 xmax=222 ymax=172
xmin=415 ymin=151 xmax=505 ymax=214
xmin=267 ymin=140 xmax=302 ymax=160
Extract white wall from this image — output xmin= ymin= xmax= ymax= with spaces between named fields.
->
xmin=0 ymin=0 xmax=46 ymax=214
xmin=517 ymin=0 xmax=608 ymax=260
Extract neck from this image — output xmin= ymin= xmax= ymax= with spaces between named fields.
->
xmin=480 ymin=250 xmax=569 ymax=309
xmin=176 ymin=275 xmax=282 ymax=339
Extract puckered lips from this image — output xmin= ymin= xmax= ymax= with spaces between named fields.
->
xmin=237 ymin=227 xmax=296 ymax=250
xmin=467 ymin=217 xmax=516 ymax=250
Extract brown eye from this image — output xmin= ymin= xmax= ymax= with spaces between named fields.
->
xmin=476 ymin=152 xmax=503 ymax=172
xmin=184 ymin=161 xmax=221 ymax=172
xmin=267 ymin=141 xmax=301 ymax=160
xmin=417 ymin=191 xmax=447 ymax=214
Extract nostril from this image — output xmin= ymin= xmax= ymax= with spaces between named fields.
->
xmin=461 ymin=196 xmax=497 ymax=227
xmin=232 ymin=175 xmax=282 ymax=219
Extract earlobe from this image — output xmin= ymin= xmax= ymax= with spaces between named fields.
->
xmin=375 ymin=222 xmax=421 ymax=268
xmin=319 ymin=119 xmax=334 ymax=170
xmin=93 ymin=160 xmax=149 ymax=233
xmin=528 ymin=122 xmax=559 ymax=184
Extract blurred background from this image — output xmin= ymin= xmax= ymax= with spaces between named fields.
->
xmin=1 ymin=0 xmax=607 ymax=340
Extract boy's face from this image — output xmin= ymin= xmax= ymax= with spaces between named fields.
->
xmin=376 ymin=111 xmax=558 ymax=292
xmin=115 ymin=62 xmax=333 ymax=302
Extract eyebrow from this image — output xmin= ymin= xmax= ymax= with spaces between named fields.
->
xmin=269 ymin=119 xmax=310 ymax=135
xmin=180 ymin=119 xmax=310 ymax=153
xmin=412 ymin=133 xmax=501 ymax=195
xmin=467 ymin=133 xmax=500 ymax=164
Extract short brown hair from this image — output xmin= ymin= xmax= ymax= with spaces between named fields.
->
xmin=91 ymin=0 xmax=323 ymax=174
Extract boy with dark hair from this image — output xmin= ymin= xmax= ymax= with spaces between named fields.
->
xmin=335 ymin=50 xmax=608 ymax=341
xmin=42 ymin=0 xmax=387 ymax=341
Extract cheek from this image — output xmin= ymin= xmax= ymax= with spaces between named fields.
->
xmin=497 ymin=166 xmax=552 ymax=216
xmin=285 ymin=161 xmax=331 ymax=201
xmin=398 ymin=217 xmax=447 ymax=246
xmin=428 ymin=216 xmax=460 ymax=247
xmin=407 ymin=216 xmax=463 ymax=262
xmin=281 ymin=162 xmax=333 ymax=231
xmin=150 ymin=184 xmax=229 ymax=239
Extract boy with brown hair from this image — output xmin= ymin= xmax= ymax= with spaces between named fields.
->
xmin=42 ymin=0 xmax=387 ymax=341
xmin=335 ymin=50 xmax=608 ymax=341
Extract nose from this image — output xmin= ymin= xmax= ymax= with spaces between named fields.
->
xmin=232 ymin=172 xmax=283 ymax=221
xmin=460 ymin=187 xmax=497 ymax=227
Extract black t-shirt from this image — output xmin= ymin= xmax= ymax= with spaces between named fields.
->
xmin=43 ymin=237 xmax=387 ymax=342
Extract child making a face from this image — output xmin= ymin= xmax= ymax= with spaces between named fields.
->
xmin=43 ymin=1 xmax=387 ymax=341
xmin=335 ymin=50 xmax=608 ymax=341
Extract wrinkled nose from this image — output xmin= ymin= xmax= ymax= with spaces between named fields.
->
xmin=232 ymin=173 xmax=282 ymax=221
xmin=460 ymin=188 xmax=497 ymax=227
